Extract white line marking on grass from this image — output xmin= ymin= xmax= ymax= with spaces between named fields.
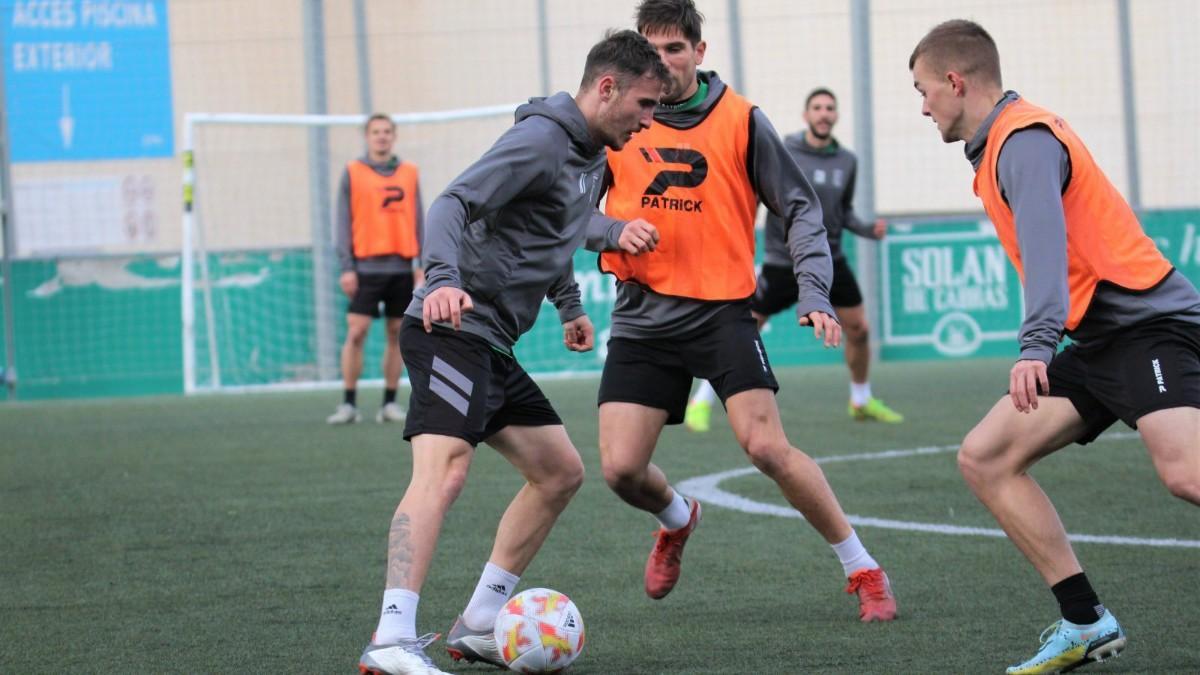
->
xmin=676 ymin=432 xmax=1200 ymax=549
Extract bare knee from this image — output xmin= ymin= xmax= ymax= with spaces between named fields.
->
xmin=600 ymin=442 xmax=646 ymax=494
xmin=958 ymin=433 xmax=991 ymax=485
xmin=1161 ymin=474 xmax=1200 ymax=505
xmin=345 ymin=325 xmax=370 ymax=348
xmin=957 ymin=430 xmax=1017 ymax=490
xmin=843 ymin=318 xmax=869 ymax=346
xmin=601 ymin=458 xmax=641 ymax=494
xmin=742 ymin=434 xmax=791 ymax=476
xmin=546 ymin=456 xmax=585 ymax=501
xmin=385 ymin=323 xmax=402 ymax=344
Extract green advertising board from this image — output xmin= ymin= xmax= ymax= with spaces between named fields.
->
xmin=879 ymin=219 xmax=1025 ymax=360
xmin=1 ymin=209 xmax=1197 ymax=400
xmin=878 ymin=210 xmax=1200 ymax=360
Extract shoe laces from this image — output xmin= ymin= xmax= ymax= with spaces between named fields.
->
xmin=846 ymin=569 xmax=890 ymax=602
xmin=398 ymin=633 xmax=441 ymax=666
xmin=1038 ymin=620 xmax=1064 ymax=646
xmin=652 ymin=527 xmax=686 ymax=562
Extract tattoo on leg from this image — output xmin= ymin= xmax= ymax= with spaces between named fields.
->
xmin=387 ymin=513 xmax=415 ymax=587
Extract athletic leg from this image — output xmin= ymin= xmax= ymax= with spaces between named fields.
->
xmin=446 ymin=424 xmax=585 ymax=665
xmin=837 ymin=303 xmax=870 ymax=386
xmin=724 ymin=388 xmax=896 ymax=621
xmin=957 ymin=396 xmax=1089 ymax=585
xmin=599 ymin=402 xmax=672 ymax=512
xmin=329 ymin=313 xmax=372 ymax=424
xmin=725 ymin=388 xmax=852 ymax=542
xmin=1139 ymin=407 xmax=1200 ymax=504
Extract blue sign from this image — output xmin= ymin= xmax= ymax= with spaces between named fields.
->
xmin=2 ymin=0 xmax=173 ymax=162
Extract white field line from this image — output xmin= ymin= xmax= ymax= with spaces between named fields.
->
xmin=675 ymin=432 xmax=1200 ymax=549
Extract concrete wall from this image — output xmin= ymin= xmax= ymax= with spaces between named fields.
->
xmin=7 ymin=0 xmax=1199 ymax=255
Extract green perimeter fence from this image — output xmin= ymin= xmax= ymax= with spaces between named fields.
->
xmin=2 ymin=209 xmax=1198 ymax=401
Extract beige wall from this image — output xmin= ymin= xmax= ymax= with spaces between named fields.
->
xmin=10 ymin=0 xmax=1198 ymax=256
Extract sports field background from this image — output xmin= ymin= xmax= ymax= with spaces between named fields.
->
xmin=3 ymin=357 xmax=1198 ymax=673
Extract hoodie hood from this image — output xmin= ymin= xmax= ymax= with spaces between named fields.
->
xmin=653 ymin=70 xmax=728 ymax=127
xmin=516 ymin=91 xmax=603 ymax=157
xmin=783 ymin=131 xmax=839 ymax=156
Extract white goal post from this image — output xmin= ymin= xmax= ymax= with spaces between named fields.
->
xmin=180 ymin=104 xmax=520 ymax=394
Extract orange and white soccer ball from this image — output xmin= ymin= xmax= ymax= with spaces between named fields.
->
xmin=492 ymin=588 xmax=585 ymax=673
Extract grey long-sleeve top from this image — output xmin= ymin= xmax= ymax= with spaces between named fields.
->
xmin=762 ymin=132 xmax=878 ymax=267
xmin=967 ymin=91 xmax=1200 ymax=364
xmin=405 ymin=92 xmax=606 ymax=352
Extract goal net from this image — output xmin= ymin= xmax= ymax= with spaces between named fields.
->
xmin=181 ymin=105 xmax=524 ymax=393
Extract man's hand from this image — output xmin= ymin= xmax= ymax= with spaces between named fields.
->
xmin=562 ymin=315 xmax=594 ymax=352
xmin=798 ymin=310 xmax=842 ymax=348
xmin=618 ymin=219 xmax=660 ymax=255
xmin=413 ymin=267 xmax=426 ymax=289
xmin=1009 ymin=359 xmax=1049 ymax=413
xmin=339 ymin=270 xmax=358 ymax=298
xmin=873 ymin=218 xmax=888 ymax=240
xmin=422 ymin=286 xmax=474 ymax=332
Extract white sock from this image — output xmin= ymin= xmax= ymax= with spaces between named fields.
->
xmin=375 ymin=588 xmax=420 ymax=643
xmin=655 ymin=491 xmax=692 ymax=530
xmin=691 ymin=380 xmax=718 ymax=405
xmin=462 ymin=562 xmax=520 ymax=631
xmin=831 ymin=530 xmax=879 ymax=577
xmin=850 ymin=381 xmax=872 ymax=407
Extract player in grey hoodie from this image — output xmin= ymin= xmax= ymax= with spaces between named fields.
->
xmin=685 ymin=87 xmax=902 ymax=426
xmin=358 ymin=30 xmax=668 ymax=675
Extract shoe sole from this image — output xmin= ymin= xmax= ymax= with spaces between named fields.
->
xmin=445 ymin=645 xmax=505 ymax=668
xmin=1060 ymin=634 xmax=1126 ymax=673
xmin=860 ymin=607 xmax=898 ymax=622
xmin=850 ymin=413 xmax=903 ymax=423
xmin=446 ymin=637 xmax=505 ymax=668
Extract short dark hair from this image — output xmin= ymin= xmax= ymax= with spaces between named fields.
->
xmin=363 ymin=113 xmax=394 ymax=132
xmin=805 ymin=87 xmax=836 ymax=108
xmin=636 ymin=0 xmax=703 ymax=45
xmin=580 ymin=29 xmax=670 ymax=90
xmin=908 ymin=19 xmax=1002 ymax=87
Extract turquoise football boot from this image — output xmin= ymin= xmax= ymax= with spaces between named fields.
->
xmin=1006 ymin=610 xmax=1126 ymax=674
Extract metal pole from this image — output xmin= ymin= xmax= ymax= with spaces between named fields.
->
xmin=0 ymin=51 xmax=17 ymax=399
xmin=181 ymin=121 xmax=196 ymax=393
xmin=536 ymin=0 xmax=551 ymax=96
xmin=353 ymin=0 xmax=374 ymax=113
xmin=1116 ymin=0 xmax=1142 ymax=211
xmin=725 ymin=0 xmax=746 ymax=94
xmin=849 ymin=0 xmax=881 ymax=360
xmin=304 ymin=0 xmax=337 ymax=382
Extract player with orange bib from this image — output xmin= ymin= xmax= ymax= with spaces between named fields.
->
xmin=911 ymin=19 xmax=1200 ymax=673
xmin=329 ymin=113 xmax=425 ymax=426
xmin=586 ymin=0 xmax=898 ymax=623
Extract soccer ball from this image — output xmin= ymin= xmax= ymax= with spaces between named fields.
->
xmin=493 ymin=587 xmax=585 ymax=673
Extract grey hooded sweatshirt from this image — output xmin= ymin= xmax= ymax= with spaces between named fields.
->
xmin=762 ymin=132 xmax=878 ymax=267
xmin=588 ymin=71 xmax=834 ymax=339
xmin=405 ymin=92 xmax=606 ymax=352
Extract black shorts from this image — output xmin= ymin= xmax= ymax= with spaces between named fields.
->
xmin=1048 ymin=319 xmax=1200 ymax=444
xmin=399 ymin=318 xmax=562 ymax=446
xmin=348 ymin=273 xmax=415 ymax=318
xmin=750 ymin=259 xmax=862 ymax=317
xmin=598 ymin=302 xmax=779 ymax=425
